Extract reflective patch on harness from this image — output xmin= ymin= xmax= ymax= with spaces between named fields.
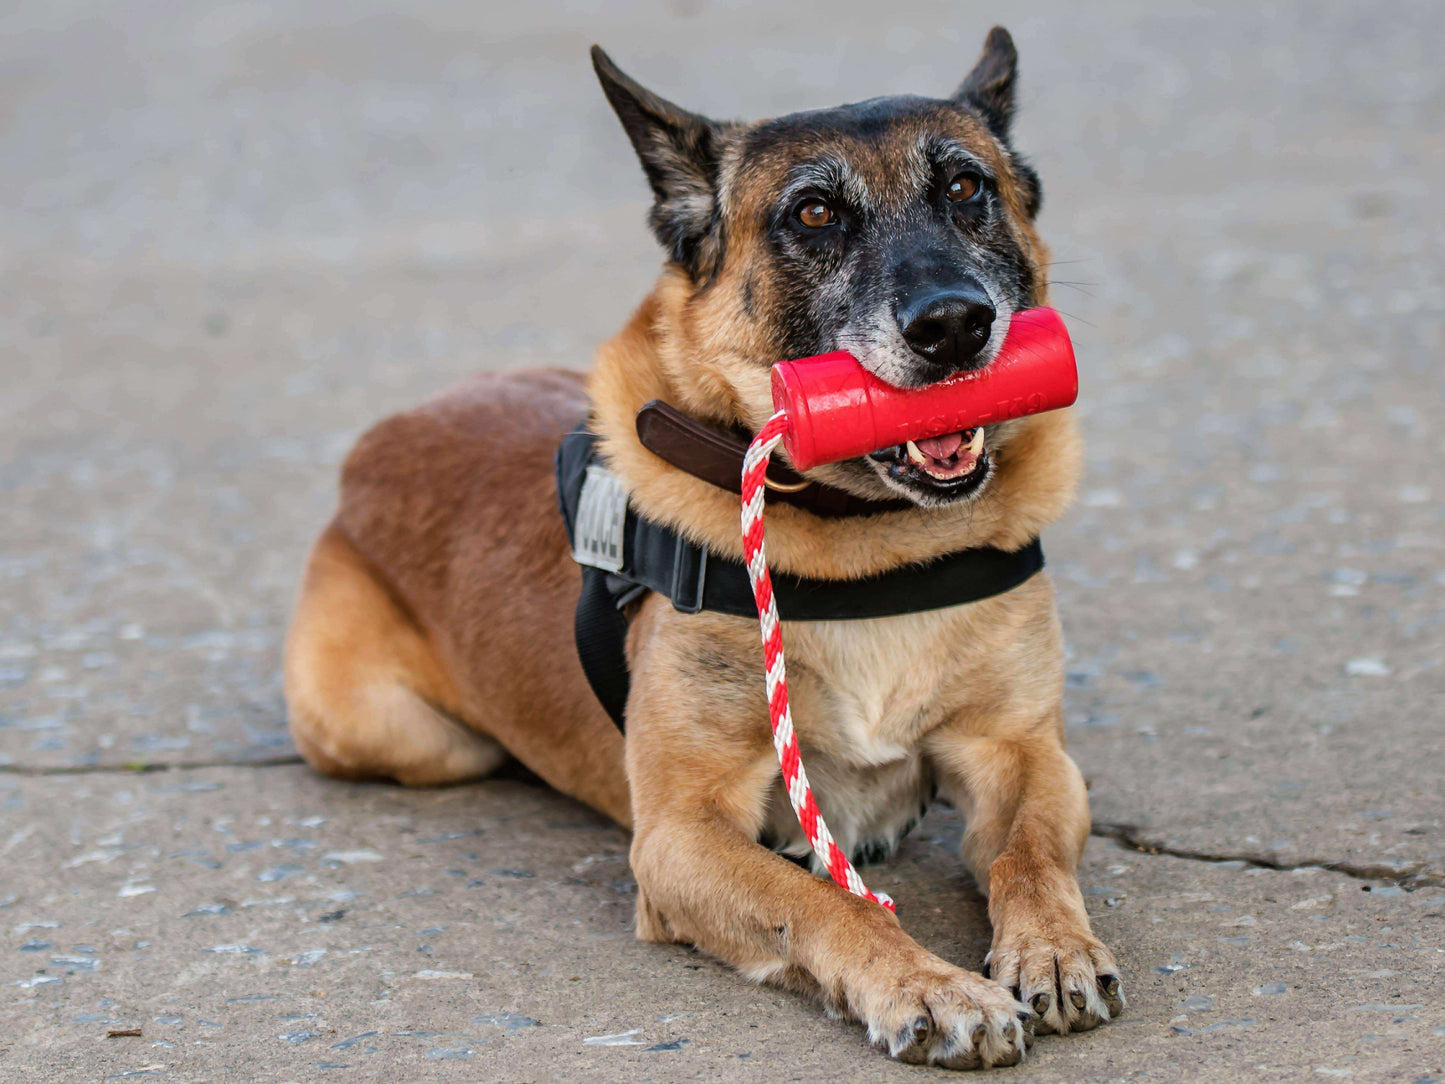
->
xmin=572 ymin=465 xmax=628 ymax=573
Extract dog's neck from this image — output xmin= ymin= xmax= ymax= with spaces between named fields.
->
xmin=587 ymin=272 xmax=1083 ymax=579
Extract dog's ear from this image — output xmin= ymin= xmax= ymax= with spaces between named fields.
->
xmin=1013 ymin=157 xmax=1043 ymax=219
xmin=592 ymin=46 xmax=726 ymax=279
xmin=953 ymin=26 xmax=1018 ymax=141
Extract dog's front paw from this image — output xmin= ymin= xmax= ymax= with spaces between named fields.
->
xmin=857 ymin=956 xmax=1031 ymax=1070
xmin=985 ymin=928 xmax=1124 ymax=1036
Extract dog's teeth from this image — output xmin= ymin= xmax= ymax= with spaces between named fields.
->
xmin=905 ymin=439 xmax=927 ymax=466
xmin=968 ymin=428 xmax=985 ymax=455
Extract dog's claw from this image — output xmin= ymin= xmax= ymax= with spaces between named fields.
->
xmin=891 ymin=1013 xmax=932 ymax=1062
xmin=1031 ymin=992 xmax=1051 ymax=1017
xmin=1098 ymin=972 xmax=1126 ymax=1016
xmin=1069 ymin=988 xmax=1087 ymax=1011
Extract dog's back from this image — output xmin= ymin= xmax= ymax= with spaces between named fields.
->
xmin=283 ymin=368 xmax=630 ymax=819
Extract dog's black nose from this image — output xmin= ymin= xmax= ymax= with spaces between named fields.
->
xmin=898 ymin=290 xmax=996 ymax=374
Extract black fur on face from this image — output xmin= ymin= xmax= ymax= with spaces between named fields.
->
xmin=595 ymin=28 xmax=1049 ymax=506
xmin=745 ymin=110 xmax=1039 ymax=387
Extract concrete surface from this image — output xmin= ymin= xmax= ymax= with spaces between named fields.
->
xmin=1 ymin=0 xmax=1441 ymax=1080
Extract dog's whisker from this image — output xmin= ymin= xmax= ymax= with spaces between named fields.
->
xmin=1044 ymin=283 xmax=1099 ymax=301
xmin=1046 ymin=307 xmax=1098 ymax=330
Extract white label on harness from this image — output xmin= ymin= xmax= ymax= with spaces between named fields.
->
xmin=573 ymin=465 xmax=628 ymax=573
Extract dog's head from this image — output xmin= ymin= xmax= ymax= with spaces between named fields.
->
xmin=595 ymin=29 xmax=1051 ymax=508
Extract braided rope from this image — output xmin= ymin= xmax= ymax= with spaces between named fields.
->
xmin=741 ymin=411 xmax=894 ymax=913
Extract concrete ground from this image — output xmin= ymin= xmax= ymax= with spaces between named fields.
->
xmin=1 ymin=1 xmax=1441 ymax=1080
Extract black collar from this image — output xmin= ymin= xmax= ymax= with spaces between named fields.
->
xmin=555 ymin=424 xmax=1045 ymax=729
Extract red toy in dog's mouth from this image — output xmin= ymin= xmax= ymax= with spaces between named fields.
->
xmin=770 ymin=307 xmax=1076 ymax=475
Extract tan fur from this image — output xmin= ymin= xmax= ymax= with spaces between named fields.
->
xmin=286 ymin=369 xmax=631 ymax=826
xmin=284 ymin=38 xmax=1123 ymax=1070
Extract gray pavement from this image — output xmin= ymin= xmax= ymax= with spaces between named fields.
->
xmin=1 ymin=1 xmax=1441 ymax=1081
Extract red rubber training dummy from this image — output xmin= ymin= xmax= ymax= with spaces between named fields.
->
xmin=769 ymin=306 xmax=1077 ymax=472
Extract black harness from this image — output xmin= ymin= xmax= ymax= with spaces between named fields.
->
xmin=556 ymin=423 xmax=1045 ymax=729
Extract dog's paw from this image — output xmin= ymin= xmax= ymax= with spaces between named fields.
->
xmin=859 ymin=959 xmax=1031 ymax=1070
xmin=984 ymin=930 xmax=1124 ymax=1036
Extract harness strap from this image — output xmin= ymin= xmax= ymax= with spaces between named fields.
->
xmin=618 ymin=504 xmax=1044 ymax=621
xmin=556 ymin=422 xmax=1045 ymax=731
xmin=572 ymin=567 xmax=632 ymax=729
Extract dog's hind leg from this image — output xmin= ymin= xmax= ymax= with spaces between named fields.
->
xmin=928 ymin=727 xmax=1126 ymax=1037
xmin=283 ymin=523 xmax=508 ymax=787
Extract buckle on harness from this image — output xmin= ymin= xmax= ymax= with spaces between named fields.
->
xmin=670 ymin=539 xmax=707 ymax=614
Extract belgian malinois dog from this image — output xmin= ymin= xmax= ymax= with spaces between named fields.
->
xmin=284 ymin=27 xmax=1124 ymax=1069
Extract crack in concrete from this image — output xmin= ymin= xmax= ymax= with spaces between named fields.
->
xmin=2 ymin=758 xmax=1437 ymax=891
xmin=1091 ymin=820 xmax=1442 ymax=891
xmin=0 ymin=755 xmax=306 ymax=776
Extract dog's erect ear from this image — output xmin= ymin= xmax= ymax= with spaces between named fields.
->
xmin=592 ymin=46 xmax=726 ymax=278
xmin=953 ymin=26 xmax=1018 ymax=141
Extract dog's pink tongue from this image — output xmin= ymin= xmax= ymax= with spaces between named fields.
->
xmin=917 ymin=432 xmax=964 ymax=460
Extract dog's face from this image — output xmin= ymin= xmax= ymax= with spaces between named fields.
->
xmin=595 ymin=29 xmax=1049 ymax=507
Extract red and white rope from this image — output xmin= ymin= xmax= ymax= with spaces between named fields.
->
xmin=741 ymin=410 xmax=894 ymax=913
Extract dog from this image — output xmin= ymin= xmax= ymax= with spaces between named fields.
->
xmin=283 ymin=27 xmax=1124 ymax=1070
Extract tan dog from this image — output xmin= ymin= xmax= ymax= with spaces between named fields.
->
xmin=284 ymin=27 xmax=1124 ymax=1070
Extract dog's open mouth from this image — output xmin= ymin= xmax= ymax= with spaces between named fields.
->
xmin=867 ymin=427 xmax=991 ymax=500
xmin=905 ymin=428 xmax=985 ymax=480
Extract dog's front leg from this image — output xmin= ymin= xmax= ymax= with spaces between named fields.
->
xmin=929 ymin=724 xmax=1126 ymax=1036
xmin=624 ymin=635 xmax=1029 ymax=1068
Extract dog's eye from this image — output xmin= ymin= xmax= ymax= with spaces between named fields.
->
xmin=796 ymin=200 xmax=835 ymax=228
xmin=946 ymin=174 xmax=982 ymax=203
